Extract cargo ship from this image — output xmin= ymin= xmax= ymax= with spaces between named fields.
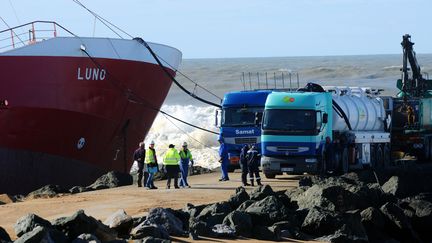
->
xmin=0 ymin=21 xmax=182 ymax=194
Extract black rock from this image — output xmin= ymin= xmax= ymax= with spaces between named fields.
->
xmin=222 ymin=211 xmax=252 ymax=237
xmin=196 ymin=202 xmax=232 ymax=227
xmin=132 ymin=216 xmax=147 ymax=228
xmin=252 ymin=225 xmax=281 ymax=241
xmin=245 ymin=195 xmax=291 ymax=225
xmin=170 ymin=209 xmax=190 ymax=231
xmin=249 ymin=184 xmax=274 ymax=201
xmin=316 ymin=228 xmax=368 ymax=243
xmin=14 ymin=213 xmax=52 ymax=237
xmin=301 ymin=207 xmax=341 ymax=236
xmin=404 ymin=199 xmax=432 ymax=242
xmin=189 ymin=219 xmax=209 ymax=236
xmin=69 ymin=186 xmax=91 ymax=194
xmin=0 ymin=226 xmax=11 ymax=242
xmin=236 ymin=200 xmax=255 ymax=212
xmin=140 ymin=236 xmax=171 ymax=243
xmin=26 ymin=184 xmax=68 ymax=198
xmin=87 ymin=171 xmax=133 ymax=190
xmin=380 ymin=202 xmax=421 ymax=242
xmin=184 ymin=203 xmax=207 ymax=219
xmin=52 ymin=209 xmax=117 ymax=241
xmin=72 ymin=233 xmax=100 ymax=243
xmin=360 ymin=207 xmax=387 ymax=241
xmin=211 ymin=224 xmax=236 ymax=238
xmin=227 ymin=187 xmax=250 ymax=209
xmin=130 ymin=223 xmax=169 ymax=240
xmin=338 ymin=210 xmax=369 ymax=242
xmin=14 ymin=226 xmax=68 ymax=243
xmin=299 ymin=176 xmax=313 ymax=187
xmin=144 ymin=208 xmax=185 ymax=236
xmin=104 ymin=209 xmax=133 ymax=238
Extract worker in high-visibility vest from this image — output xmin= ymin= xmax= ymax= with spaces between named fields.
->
xmin=163 ymin=144 xmax=181 ymax=189
xmin=179 ymin=142 xmax=194 ymax=188
xmin=145 ymin=140 xmax=158 ymax=189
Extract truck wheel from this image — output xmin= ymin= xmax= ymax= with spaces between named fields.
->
xmin=265 ymin=173 xmax=276 ymax=179
xmin=341 ymin=147 xmax=349 ymax=174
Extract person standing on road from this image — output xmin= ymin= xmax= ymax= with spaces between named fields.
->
xmin=246 ymin=144 xmax=262 ymax=186
xmin=145 ymin=140 xmax=158 ymax=189
xmin=163 ymin=144 xmax=181 ymax=189
xmin=133 ymin=142 xmax=147 ymax=187
xmin=179 ymin=142 xmax=194 ymax=188
xmin=218 ymin=135 xmax=230 ymax=181
xmin=239 ymin=144 xmax=250 ymax=186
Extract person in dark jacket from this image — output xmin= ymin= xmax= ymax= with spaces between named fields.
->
xmin=246 ymin=145 xmax=262 ymax=186
xmin=133 ymin=142 xmax=147 ymax=187
xmin=239 ymin=144 xmax=250 ymax=186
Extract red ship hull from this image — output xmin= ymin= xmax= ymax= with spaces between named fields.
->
xmin=0 ymin=37 xmax=182 ymax=194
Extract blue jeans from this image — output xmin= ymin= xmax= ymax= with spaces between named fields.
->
xmin=146 ymin=166 xmax=157 ymax=187
xmin=179 ymin=162 xmax=189 ymax=187
xmin=221 ymin=160 xmax=229 ymax=180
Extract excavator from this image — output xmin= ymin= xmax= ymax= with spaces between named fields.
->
xmin=389 ymin=34 xmax=432 ymax=162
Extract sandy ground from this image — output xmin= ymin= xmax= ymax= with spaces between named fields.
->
xmin=0 ymin=171 xmax=303 ymax=242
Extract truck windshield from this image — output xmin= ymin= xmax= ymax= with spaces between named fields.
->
xmin=222 ymin=107 xmax=262 ymax=127
xmin=262 ymin=109 xmax=317 ymax=135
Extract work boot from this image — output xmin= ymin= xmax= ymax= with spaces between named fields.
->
xmin=257 ymin=180 xmax=262 ymax=186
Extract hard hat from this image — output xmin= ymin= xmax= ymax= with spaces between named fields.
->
xmin=182 ymin=142 xmax=188 ymax=147
xmin=150 ymin=140 xmax=155 ymax=145
xmin=169 ymin=144 xmax=175 ymax=148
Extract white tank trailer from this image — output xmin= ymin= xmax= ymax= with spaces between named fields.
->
xmin=325 ymin=86 xmax=391 ymax=171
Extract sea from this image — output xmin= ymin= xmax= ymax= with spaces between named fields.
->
xmin=137 ymin=54 xmax=432 ymax=170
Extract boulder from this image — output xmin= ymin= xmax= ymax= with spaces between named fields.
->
xmin=26 ymin=184 xmax=68 ymax=198
xmin=251 ymin=225 xmax=281 ymax=241
xmin=249 ymin=185 xmax=274 ymax=201
xmin=236 ymin=200 xmax=255 ymax=212
xmin=360 ymin=207 xmax=388 ymax=240
xmin=227 ymin=187 xmax=249 ymax=209
xmin=211 ymin=224 xmax=236 ymax=238
xmin=301 ymin=207 xmax=341 ymax=236
xmin=72 ymin=233 xmax=100 ymax=243
xmin=316 ymin=228 xmax=368 ymax=243
xmin=404 ymin=199 xmax=432 ymax=242
xmin=14 ymin=213 xmax=52 ymax=237
xmin=382 ymin=176 xmax=410 ymax=198
xmin=0 ymin=226 xmax=11 ymax=242
xmin=104 ymin=209 xmax=133 ymax=237
xmin=184 ymin=203 xmax=207 ymax=219
xmin=69 ymin=186 xmax=91 ymax=194
xmin=222 ymin=211 xmax=252 ymax=237
xmin=189 ymin=219 xmax=209 ymax=236
xmin=196 ymin=202 xmax=232 ymax=227
xmin=130 ymin=223 xmax=169 ymax=240
xmin=14 ymin=226 xmax=68 ymax=243
xmin=132 ymin=216 xmax=147 ymax=228
xmin=275 ymin=190 xmax=298 ymax=210
xmin=380 ymin=202 xmax=420 ymax=242
xmin=298 ymin=176 xmax=313 ymax=187
xmin=245 ymin=195 xmax=291 ymax=225
xmin=170 ymin=209 xmax=190 ymax=231
xmin=52 ymin=209 xmax=117 ymax=241
xmin=139 ymin=236 xmax=171 ymax=243
xmin=87 ymin=171 xmax=133 ymax=190
xmin=144 ymin=208 xmax=185 ymax=236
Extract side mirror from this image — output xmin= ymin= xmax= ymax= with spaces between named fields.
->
xmin=323 ymin=113 xmax=328 ymax=124
xmin=215 ymin=109 xmax=222 ymax=128
xmin=255 ymin=112 xmax=263 ymax=126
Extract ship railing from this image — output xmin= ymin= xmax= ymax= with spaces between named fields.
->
xmin=241 ymin=71 xmax=300 ymax=91
xmin=0 ymin=21 xmax=77 ymax=52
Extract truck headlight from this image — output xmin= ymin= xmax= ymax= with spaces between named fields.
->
xmin=305 ymin=158 xmax=317 ymax=163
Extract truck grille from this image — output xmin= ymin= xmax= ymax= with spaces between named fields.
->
xmin=234 ymin=137 xmax=257 ymax=144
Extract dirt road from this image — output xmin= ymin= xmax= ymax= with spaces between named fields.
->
xmin=0 ymin=171 xmax=301 ymax=241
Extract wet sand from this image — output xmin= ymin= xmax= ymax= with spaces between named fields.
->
xmin=0 ymin=171 xmax=302 ymax=242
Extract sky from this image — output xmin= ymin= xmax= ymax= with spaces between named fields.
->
xmin=0 ymin=0 xmax=431 ymax=58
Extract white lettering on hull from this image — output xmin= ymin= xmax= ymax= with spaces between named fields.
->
xmin=77 ymin=67 xmax=106 ymax=81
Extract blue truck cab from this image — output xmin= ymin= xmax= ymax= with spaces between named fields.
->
xmin=261 ymin=91 xmax=332 ymax=177
xmin=217 ymin=90 xmax=273 ymax=171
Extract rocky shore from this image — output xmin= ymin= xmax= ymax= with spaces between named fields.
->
xmin=1 ymin=166 xmax=432 ymax=242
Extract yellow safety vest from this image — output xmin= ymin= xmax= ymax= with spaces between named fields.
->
xmin=145 ymin=148 xmax=157 ymax=164
xmin=163 ymin=148 xmax=180 ymax=165
xmin=179 ymin=149 xmax=193 ymax=160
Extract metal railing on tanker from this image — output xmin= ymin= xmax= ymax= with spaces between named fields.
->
xmin=0 ymin=21 xmax=76 ymax=52
xmin=241 ymin=71 xmax=301 ymax=91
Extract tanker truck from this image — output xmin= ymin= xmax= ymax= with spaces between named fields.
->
xmin=260 ymin=84 xmax=391 ymax=178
